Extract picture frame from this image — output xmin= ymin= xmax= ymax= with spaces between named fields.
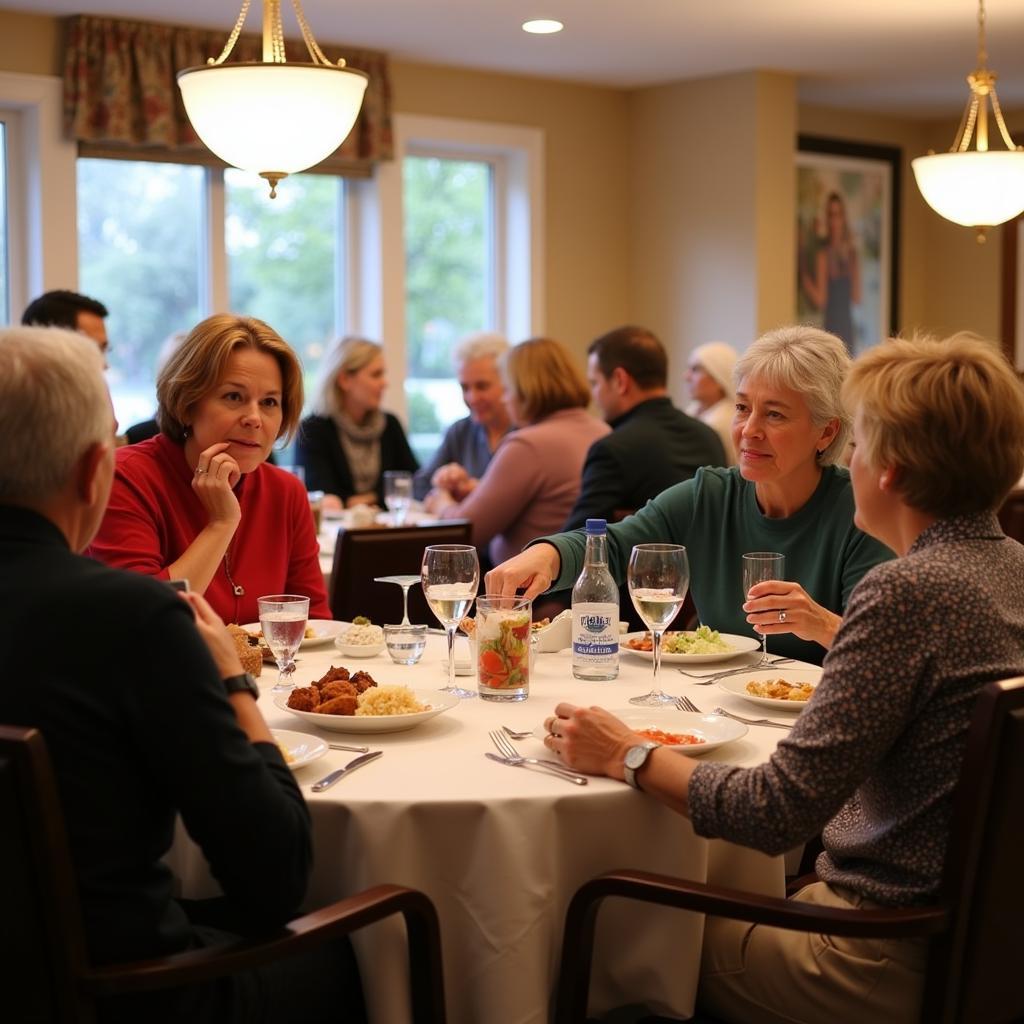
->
xmin=796 ymin=135 xmax=901 ymax=356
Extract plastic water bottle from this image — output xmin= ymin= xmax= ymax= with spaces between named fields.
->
xmin=571 ymin=519 xmax=620 ymax=680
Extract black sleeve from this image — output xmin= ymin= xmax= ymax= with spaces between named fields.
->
xmin=296 ymin=415 xmax=353 ymax=500
xmin=562 ymin=438 xmax=624 ymax=532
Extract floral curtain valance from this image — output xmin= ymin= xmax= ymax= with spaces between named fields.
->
xmin=63 ymin=14 xmax=393 ymax=177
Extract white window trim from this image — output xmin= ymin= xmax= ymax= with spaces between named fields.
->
xmin=355 ymin=113 xmax=544 ymax=423
xmin=0 ymin=72 xmax=77 ymax=313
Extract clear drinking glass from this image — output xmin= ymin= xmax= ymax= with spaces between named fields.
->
xmin=383 ymin=471 xmax=414 ymax=526
xmin=257 ymin=594 xmax=310 ymax=693
xmin=741 ymin=552 xmax=786 ymax=665
xmin=475 ymin=594 xmax=531 ymax=702
xmin=627 ymin=544 xmax=690 ymax=706
xmin=421 ymin=544 xmax=480 ymax=699
xmin=383 ymin=623 xmax=428 ymax=665
xmin=373 ymin=574 xmax=422 ymax=625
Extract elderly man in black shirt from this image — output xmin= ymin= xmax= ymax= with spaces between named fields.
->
xmin=0 ymin=326 xmax=364 ymax=1024
xmin=563 ymin=324 xmax=725 ymax=531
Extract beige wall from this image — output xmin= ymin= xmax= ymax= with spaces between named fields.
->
xmin=0 ymin=9 xmax=59 ymax=76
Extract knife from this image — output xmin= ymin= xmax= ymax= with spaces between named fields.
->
xmin=310 ymin=750 xmax=383 ymax=792
xmin=328 ymin=742 xmax=370 ymax=753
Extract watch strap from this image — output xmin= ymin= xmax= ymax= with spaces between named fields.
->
xmin=223 ymin=672 xmax=259 ymax=699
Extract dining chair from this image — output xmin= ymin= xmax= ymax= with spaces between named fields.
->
xmin=329 ymin=519 xmax=472 ymax=624
xmin=0 ymin=724 xmax=448 ymax=1024
xmin=552 ymin=676 xmax=1024 ymax=1024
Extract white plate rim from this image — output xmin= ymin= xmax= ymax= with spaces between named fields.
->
xmin=620 ymin=630 xmax=761 ymax=664
xmin=273 ymin=688 xmax=458 ymax=733
xmin=717 ymin=668 xmax=822 ymax=710
xmin=269 ymin=728 xmax=329 ymax=770
xmin=613 ymin=708 xmax=748 ymax=755
xmin=241 ymin=619 xmax=346 ymax=649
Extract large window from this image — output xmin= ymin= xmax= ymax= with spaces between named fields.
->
xmin=404 ymin=154 xmax=494 ymax=461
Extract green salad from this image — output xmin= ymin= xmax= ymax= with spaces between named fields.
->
xmin=663 ymin=625 xmax=730 ymax=655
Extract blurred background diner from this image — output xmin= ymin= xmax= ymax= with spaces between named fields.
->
xmin=685 ymin=341 xmax=739 ymax=464
xmin=486 ymin=326 xmax=893 ymax=664
xmin=88 ymin=313 xmax=329 ymax=625
xmin=298 ymin=336 xmax=418 ymax=512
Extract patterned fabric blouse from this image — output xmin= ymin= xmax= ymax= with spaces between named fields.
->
xmin=689 ymin=513 xmax=1024 ymax=906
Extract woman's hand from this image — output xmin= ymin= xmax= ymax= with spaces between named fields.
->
xmin=485 ymin=543 xmax=561 ymax=601
xmin=432 ymin=462 xmax=470 ymax=495
xmin=321 ymin=493 xmax=344 ymax=514
xmin=191 ymin=442 xmax=242 ymax=527
xmin=423 ymin=487 xmax=455 ymax=515
xmin=743 ymin=580 xmax=842 ymax=650
xmin=346 ymin=492 xmax=378 ymax=508
xmin=542 ymin=703 xmax=636 ymax=778
xmin=180 ymin=591 xmax=244 ymax=678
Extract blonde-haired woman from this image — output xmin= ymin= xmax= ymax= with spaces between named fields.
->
xmin=297 ymin=337 xmax=418 ymax=511
xmin=685 ymin=340 xmax=739 ymax=463
xmin=426 ymin=336 xmax=609 ymax=566
xmin=89 ymin=314 xmax=330 ymax=624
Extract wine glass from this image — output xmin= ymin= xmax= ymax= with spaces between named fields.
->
xmin=257 ymin=594 xmax=310 ymax=693
xmin=627 ymin=544 xmax=690 ymax=706
xmin=741 ymin=552 xmax=785 ymax=665
xmin=383 ymin=471 xmax=414 ymax=526
xmin=373 ymin=574 xmax=421 ymax=625
xmin=421 ymin=544 xmax=479 ymax=699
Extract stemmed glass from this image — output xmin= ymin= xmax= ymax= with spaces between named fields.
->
xmin=741 ymin=552 xmax=785 ymax=665
xmin=627 ymin=544 xmax=689 ymax=706
xmin=373 ymin=574 xmax=421 ymax=625
xmin=257 ymin=594 xmax=310 ymax=693
xmin=383 ymin=471 xmax=414 ymax=526
xmin=421 ymin=544 xmax=480 ymax=699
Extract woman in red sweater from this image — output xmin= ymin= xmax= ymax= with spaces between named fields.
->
xmin=89 ymin=314 xmax=329 ymax=625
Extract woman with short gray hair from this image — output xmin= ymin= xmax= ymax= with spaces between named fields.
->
xmin=486 ymin=326 xmax=891 ymax=664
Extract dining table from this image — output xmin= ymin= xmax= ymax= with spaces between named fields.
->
xmin=167 ymin=628 xmax=814 ymax=1024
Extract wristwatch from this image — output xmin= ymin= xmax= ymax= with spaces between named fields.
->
xmin=623 ymin=741 xmax=660 ymax=790
xmin=223 ymin=672 xmax=260 ymax=700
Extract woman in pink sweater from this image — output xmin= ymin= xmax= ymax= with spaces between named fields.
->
xmin=426 ymin=337 xmax=609 ymax=566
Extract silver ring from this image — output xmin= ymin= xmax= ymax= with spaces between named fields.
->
xmin=194 ymin=467 xmax=207 ymax=475
xmin=778 ymin=609 xmax=787 ymax=623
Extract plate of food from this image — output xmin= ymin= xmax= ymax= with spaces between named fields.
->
xmin=275 ymin=667 xmax=458 ymax=733
xmin=270 ymin=729 xmax=329 ymax=770
xmin=333 ymin=617 xmax=386 ymax=657
xmin=615 ymin=709 xmax=748 ymax=755
xmin=240 ymin=619 xmax=346 ymax=653
xmin=621 ymin=625 xmax=761 ymax=664
xmin=718 ymin=668 xmax=823 ymax=710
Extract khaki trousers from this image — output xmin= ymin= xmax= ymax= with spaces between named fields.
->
xmin=697 ymin=881 xmax=927 ymax=1024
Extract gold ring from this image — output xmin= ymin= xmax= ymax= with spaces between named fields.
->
xmin=778 ymin=609 xmax=787 ymax=623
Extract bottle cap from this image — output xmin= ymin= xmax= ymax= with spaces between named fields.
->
xmin=585 ymin=519 xmax=607 ymax=534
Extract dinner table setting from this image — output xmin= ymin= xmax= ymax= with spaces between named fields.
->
xmin=168 ymin=578 xmax=820 ymax=1024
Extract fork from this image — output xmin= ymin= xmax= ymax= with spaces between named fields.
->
xmin=502 ymin=725 xmax=536 ymax=740
xmin=677 ymin=658 xmax=795 ymax=684
xmin=488 ymin=730 xmax=588 ymax=784
xmin=712 ymin=706 xmax=793 ymax=730
xmin=675 ymin=695 xmax=701 ymax=713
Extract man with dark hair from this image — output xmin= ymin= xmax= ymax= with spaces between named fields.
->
xmin=563 ymin=325 xmax=725 ymax=531
xmin=22 ymin=289 xmax=110 ymax=361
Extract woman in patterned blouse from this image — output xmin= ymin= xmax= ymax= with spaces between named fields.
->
xmin=541 ymin=333 xmax=1024 ymax=1024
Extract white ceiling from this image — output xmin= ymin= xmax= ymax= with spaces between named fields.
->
xmin=9 ymin=0 xmax=1024 ymax=118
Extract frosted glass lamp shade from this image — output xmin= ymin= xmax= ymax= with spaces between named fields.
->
xmin=912 ymin=150 xmax=1024 ymax=227
xmin=177 ymin=63 xmax=368 ymax=175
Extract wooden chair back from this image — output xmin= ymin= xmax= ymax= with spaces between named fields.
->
xmin=553 ymin=677 xmax=1024 ymax=1024
xmin=329 ymin=520 xmax=472 ymax=624
xmin=1 ymin=724 xmax=448 ymax=1024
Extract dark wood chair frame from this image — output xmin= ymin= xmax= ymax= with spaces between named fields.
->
xmin=1 ymin=725 xmax=447 ymax=1024
xmin=553 ymin=677 xmax=1024 ymax=1024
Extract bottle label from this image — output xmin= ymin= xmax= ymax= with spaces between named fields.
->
xmin=572 ymin=603 xmax=619 ymax=666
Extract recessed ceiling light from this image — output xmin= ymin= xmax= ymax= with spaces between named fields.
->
xmin=522 ymin=19 xmax=564 ymax=35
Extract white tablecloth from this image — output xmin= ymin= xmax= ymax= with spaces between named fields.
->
xmin=169 ymin=636 xmax=803 ymax=1024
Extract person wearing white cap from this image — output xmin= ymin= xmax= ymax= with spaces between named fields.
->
xmin=686 ymin=341 xmax=739 ymax=464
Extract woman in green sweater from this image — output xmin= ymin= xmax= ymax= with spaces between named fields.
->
xmin=485 ymin=325 xmax=892 ymax=664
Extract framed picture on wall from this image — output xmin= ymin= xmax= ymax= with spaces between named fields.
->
xmin=796 ymin=135 xmax=900 ymax=356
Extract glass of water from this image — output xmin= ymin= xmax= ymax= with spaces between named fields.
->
xmin=383 ymin=470 xmax=414 ymax=526
xmin=383 ymin=623 xmax=428 ymax=665
xmin=257 ymin=594 xmax=309 ymax=693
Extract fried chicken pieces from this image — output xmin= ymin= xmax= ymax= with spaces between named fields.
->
xmin=285 ymin=665 xmax=378 ymax=715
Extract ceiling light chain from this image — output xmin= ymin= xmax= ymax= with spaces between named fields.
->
xmin=208 ymin=0 xmax=252 ymax=65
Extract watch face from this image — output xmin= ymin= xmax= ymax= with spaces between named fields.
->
xmin=625 ymin=745 xmax=649 ymax=770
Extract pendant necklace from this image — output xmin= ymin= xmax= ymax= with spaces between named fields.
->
xmin=223 ymin=547 xmax=245 ymax=597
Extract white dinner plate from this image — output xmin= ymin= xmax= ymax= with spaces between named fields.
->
xmin=241 ymin=619 xmax=346 ymax=650
xmin=620 ymin=630 xmax=761 ymax=664
xmin=614 ymin=709 xmax=748 ymax=756
xmin=717 ymin=668 xmax=823 ymax=710
xmin=273 ymin=689 xmax=458 ymax=734
xmin=270 ymin=728 xmax=329 ymax=770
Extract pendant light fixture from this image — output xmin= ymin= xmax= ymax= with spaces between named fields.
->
xmin=177 ymin=0 xmax=368 ymax=197
xmin=911 ymin=0 xmax=1024 ymax=242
